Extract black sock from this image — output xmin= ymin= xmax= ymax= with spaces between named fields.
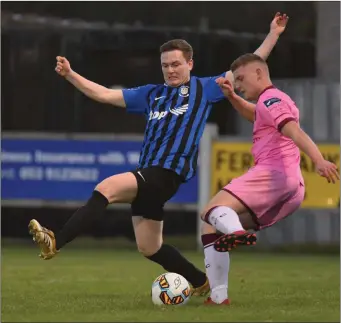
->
xmin=55 ymin=191 xmax=109 ymax=250
xmin=147 ymin=244 xmax=206 ymax=288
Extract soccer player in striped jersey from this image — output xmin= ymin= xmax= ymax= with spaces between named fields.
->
xmin=29 ymin=13 xmax=287 ymax=297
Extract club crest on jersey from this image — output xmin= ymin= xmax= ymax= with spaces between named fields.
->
xmin=264 ymin=97 xmax=281 ymax=108
xmin=179 ymin=86 xmax=189 ymax=97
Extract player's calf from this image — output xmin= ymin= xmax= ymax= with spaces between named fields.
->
xmin=201 ymin=205 xmax=257 ymax=251
xmin=201 ymin=228 xmax=229 ymax=301
xmin=200 ymin=189 xmax=258 ymax=251
xmin=133 ymin=216 xmax=163 ymax=257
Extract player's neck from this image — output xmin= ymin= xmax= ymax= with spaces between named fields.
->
xmin=177 ymin=76 xmax=190 ymax=87
xmin=257 ymin=82 xmax=275 ymax=99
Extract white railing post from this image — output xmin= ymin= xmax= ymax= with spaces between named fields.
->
xmin=197 ymin=124 xmax=218 ymax=250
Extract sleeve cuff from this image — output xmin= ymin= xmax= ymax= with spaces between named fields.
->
xmin=278 ymin=117 xmax=296 ymax=131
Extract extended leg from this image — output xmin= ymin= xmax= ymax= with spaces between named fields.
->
xmin=28 ymin=172 xmax=138 ymax=259
xmin=201 ymin=190 xmax=257 ymax=252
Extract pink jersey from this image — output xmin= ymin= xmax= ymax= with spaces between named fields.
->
xmin=252 ymin=86 xmax=304 ymax=183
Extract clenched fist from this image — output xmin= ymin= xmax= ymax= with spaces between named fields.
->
xmin=55 ymin=56 xmax=72 ymax=77
xmin=270 ymin=12 xmax=289 ymax=36
xmin=215 ymin=77 xmax=235 ymax=98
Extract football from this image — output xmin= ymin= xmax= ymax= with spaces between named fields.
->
xmin=151 ymin=272 xmax=191 ymax=306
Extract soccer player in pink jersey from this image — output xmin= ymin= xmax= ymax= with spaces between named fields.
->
xmin=200 ymin=53 xmax=339 ymax=305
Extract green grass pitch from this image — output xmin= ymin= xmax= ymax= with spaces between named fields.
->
xmin=2 ymin=245 xmax=339 ymax=322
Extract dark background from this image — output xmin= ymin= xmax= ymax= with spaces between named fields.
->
xmin=1 ymin=1 xmax=319 ymax=239
xmin=2 ymin=1 xmax=315 ymax=135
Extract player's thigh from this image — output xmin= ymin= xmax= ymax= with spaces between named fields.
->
xmin=259 ymin=183 xmax=305 ymax=230
xmin=131 ymin=167 xmax=182 ymax=221
xmin=95 ymin=172 xmax=138 ymax=204
xmin=201 ymin=189 xmax=248 ymax=218
xmin=239 ymin=212 xmax=258 ymax=230
xmin=132 ymin=216 xmax=163 ymax=256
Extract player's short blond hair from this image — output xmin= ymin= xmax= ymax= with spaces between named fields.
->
xmin=230 ymin=53 xmax=267 ymax=72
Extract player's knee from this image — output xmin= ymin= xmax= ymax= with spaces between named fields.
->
xmin=94 ymin=182 xmax=112 ymax=201
xmin=200 ymin=208 xmax=209 ymax=222
xmin=95 ymin=173 xmax=137 ymax=204
xmin=137 ymin=241 xmax=162 ymax=257
xmin=200 ymin=205 xmax=219 ymax=223
xmin=95 ymin=182 xmax=123 ymax=204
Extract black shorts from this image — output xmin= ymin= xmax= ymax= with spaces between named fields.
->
xmin=130 ymin=166 xmax=183 ymax=221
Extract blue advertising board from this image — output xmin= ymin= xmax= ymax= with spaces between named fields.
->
xmin=1 ymin=136 xmax=198 ymax=205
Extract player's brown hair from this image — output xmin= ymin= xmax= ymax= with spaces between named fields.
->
xmin=230 ymin=53 xmax=267 ymax=72
xmin=160 ymin=39 xmax=193 ymax=62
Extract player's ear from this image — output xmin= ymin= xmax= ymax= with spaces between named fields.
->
xmin=188 ymin=59 xmax=194 ymax=71
xmin=256 ymin=68 xmax=262 ymax=79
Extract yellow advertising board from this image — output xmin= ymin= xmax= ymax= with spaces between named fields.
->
xmin=211 ymin=142 xmax=340 ymax=208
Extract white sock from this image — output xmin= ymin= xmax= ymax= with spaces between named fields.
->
xmin=207 ymin=206 xmax=244 ymax=234
xmin=204 ymin=244 xmax=230 ymax=303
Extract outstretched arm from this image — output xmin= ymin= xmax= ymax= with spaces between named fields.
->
xmin=281 ymin=121 xmax=339 ymax=184
xmin=225 ymin=12 xmax=289 ymax=83
xmin=55 ymin=56 xmax=126 ymax=107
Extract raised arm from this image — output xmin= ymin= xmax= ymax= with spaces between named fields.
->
xmin=254 ymin=12 xmax=289 ymax=61
xmin=225 ymin=13 xmax=289 ymax=83
xmin=55 ymin=56 xmax=126 ymax=108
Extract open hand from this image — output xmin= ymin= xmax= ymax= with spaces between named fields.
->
xmin=316 ymin=159 xmax=339 ymax=184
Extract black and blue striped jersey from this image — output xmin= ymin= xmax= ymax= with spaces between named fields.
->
xmin=122 ymin=74 xmax=225 ymax=181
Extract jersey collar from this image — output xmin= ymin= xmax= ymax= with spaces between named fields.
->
xmin=258 ymin=85 xmax=276 ymax=99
